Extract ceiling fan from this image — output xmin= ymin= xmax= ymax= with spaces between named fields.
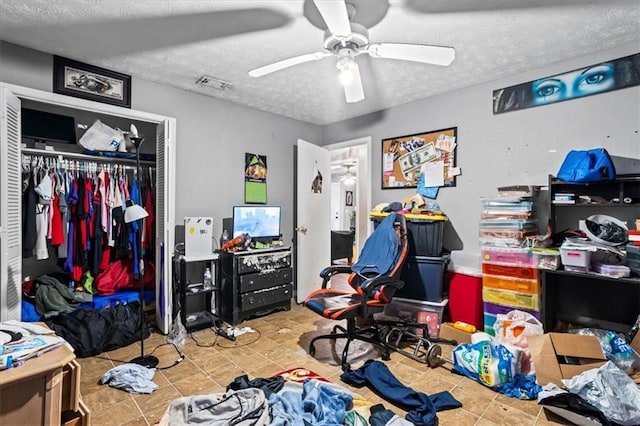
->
xmin=248 ymin=0 xmax=455 ymax=103
xmin=340 ymin=165 xmax=356 ymax=184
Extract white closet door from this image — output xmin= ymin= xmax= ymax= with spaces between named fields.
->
xmin=0 ymin=89 xmax=22 ymax=321
xmin=155 ymin=118 xmax=176 ymax=334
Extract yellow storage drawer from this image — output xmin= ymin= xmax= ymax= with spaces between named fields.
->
xmin=482 ymin=287 xmax=539 ymax=310
xmin=482 ymin=274 xmax=539 ymax=295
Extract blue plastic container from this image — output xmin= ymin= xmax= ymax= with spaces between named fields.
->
xmin=397 ymin=254 xmax=450 ymax=302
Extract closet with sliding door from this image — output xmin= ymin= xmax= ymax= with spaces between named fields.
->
xmin=0 ymin=82 xmax=176 ymax=333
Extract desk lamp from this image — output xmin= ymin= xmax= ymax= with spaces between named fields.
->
xmin=124 ymin=124 xmax=158 ymax=369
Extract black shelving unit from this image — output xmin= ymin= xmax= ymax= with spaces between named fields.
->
xmin=543 ymin=174 xmax=640 ymax=331
xmin=175 ymin=254 xmax=220 ymax=332
xmin=548 ymin=173 xmax=640 ymax=232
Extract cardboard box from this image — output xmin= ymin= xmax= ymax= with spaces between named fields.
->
xmin=439 ymin=322 xmax=473 ymax=345
xmin=631 ymin=331 xmax=640 ymax=356
xmin=528 ymin=333 xmax=607 ymax=387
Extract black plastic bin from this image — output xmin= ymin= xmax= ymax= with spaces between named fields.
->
xmin=371 ymin=213 xmax=446 ymax=257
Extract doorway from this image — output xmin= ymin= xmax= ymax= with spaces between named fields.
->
xmin=326 ymin=137 xmax=372 ymax=263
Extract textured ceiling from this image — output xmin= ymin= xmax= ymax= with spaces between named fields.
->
xmin=1 ymin=0 xmax=639 ymax=125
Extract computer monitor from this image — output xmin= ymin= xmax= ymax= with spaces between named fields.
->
xmin=232 ymin=206 xmax=281 ymax=243
xmin=21 ymin=108 xmax=77 ymax=144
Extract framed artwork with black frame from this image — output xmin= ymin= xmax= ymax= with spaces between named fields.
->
xmin=345 ymin=191 xmax=353 ymax=206
xmin=53 ymin=55 xmax=132 ymax=108
xmin=381 ymin=127 xmax=458 ymax=189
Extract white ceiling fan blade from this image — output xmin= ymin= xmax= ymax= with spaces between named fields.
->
xmin=343 ymin=62 xmax=364 ymax=103
xmin=313 ymin=0 xmax=352 ymax=39
xmin=367 ymin=43 xmax=455 ymax=66
xmin=249 ymin=52 xmax=330 ymax=77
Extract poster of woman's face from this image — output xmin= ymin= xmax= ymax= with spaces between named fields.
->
xmin=493 ymin=52 xmax=640 ymax=114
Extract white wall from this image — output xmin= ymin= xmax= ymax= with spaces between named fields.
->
xmin=322 ymin=41 xmax=640 ymax=271
xmin=0 ymin=41 xmax=322 ymax=247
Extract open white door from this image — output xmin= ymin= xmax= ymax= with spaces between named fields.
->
xmin=295 ymin=139 xmax=331 ymax=303
xmin=0 ymin=87 xmax=22 ymax=321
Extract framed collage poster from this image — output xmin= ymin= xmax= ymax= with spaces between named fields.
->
xmin=381 ymin=127 xmax=458 ymax=189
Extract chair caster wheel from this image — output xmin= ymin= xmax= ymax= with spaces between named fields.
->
xmin=309 ymin=345 xmax=316 ymax=357
xmin=382 ymin=351 xmax=391 ymax=361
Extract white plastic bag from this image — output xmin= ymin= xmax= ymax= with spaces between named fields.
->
xmin=166 ymin=311 xmax=187 ymax=349
xmin=563 ymin=361 xmax=640 ymax=426
xmin=79 ymin=119 xmax=123 ymax=151
xmin=493 ymin=310 xmax=544 ymax=375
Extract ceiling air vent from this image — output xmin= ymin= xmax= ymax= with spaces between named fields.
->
xmin=196 ymin=75 xmax=232 ymax=90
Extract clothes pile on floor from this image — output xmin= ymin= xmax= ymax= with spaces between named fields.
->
xmin=158 ymin=361 xmax=462 ymax=426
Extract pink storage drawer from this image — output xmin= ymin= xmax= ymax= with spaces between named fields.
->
xmin=481 ymin=248 xmax=535 ymax=266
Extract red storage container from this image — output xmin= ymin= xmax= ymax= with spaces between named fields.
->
xmin=447 ymin=270 xmax=483 ymax=330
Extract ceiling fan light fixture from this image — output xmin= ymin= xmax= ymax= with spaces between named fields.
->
xmin=337 ymin=56 xmax=357 ymax=85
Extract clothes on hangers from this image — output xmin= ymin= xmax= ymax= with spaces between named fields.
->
xmin=20 ymin=153 xmax=157 ymax=292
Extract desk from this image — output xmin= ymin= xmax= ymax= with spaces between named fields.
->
xmin=541 ymin=269 xmax=640 ymax=333
xmin=0 ymin=340 xmax=89 ymax=425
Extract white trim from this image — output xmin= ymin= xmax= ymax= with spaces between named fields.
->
xmin=325 ymin=136 xmax=372 ymax=257
xmin=2 ymin=83 xmax=169 ymax=123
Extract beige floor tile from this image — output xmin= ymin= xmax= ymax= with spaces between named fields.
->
xmin=76 ymin=355 xmax=114 ymax=378
xmin=476 ymin=418 xmax=500 ymax=426
xmin=159 ymin=358 xmax=201 ymax=382
xmin=119 ymin=416 xmax=149 ymax=426
xmin=481 ymin=400 xmax=538 ymax=425
xmin=133 ymin=385 xmax=181 ymax=413
xmin=82 ymin=385 xmax=132 ymax=413
xmin=494 ymin=392 xmax=541 ymax=418
xmin=89 ymin=398 xmax=143 ymax=426
xmin=437 ymin=407 xmax=479 ymax=425
xmin=450 ymin=384 xmax=494 ymax=417
xmin=535 ymin=407 xmax=575 ymax=425
xmin=172 ymin=372 xmax=217 ymax=396
xmin=143 ymin=403 xmax=171 ymax=426
xmin=79 ymin=373 xmax=105 ymax=397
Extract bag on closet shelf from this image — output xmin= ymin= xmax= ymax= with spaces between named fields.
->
xmin=556 ymin=148 xmax=616 ymax=183
xmin=79 ymin=119 xmax=124 ymax=152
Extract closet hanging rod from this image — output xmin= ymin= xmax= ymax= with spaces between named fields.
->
xmin=22 ymin=148 xmax=156 ymax=166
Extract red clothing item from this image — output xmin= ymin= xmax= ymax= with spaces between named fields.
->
xmin=94 ymin=259 xmax=155 ymax=295
xmin=50 ymin=195 xmax=65 ymax=246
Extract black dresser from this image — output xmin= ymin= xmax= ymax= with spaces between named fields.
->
xmin=219 ymin=247 xmax=293 ymax=325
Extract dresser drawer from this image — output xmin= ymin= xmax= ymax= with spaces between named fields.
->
xmin=236 ymin=251 xmax=291 ymax=274
xmin=239 ymin=268 xmax=292 ymax=292
xmin=240 ymin=283 xmax=292 ymax=310
xmin=61 ymin=359 xmax=81 ymax=412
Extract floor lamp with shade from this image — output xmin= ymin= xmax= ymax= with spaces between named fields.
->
xmin=123 ymin=125 xmax=158 ymax=368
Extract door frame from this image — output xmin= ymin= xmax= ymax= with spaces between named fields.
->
xmin=325 ymin=136 xmax=372 ymax=257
